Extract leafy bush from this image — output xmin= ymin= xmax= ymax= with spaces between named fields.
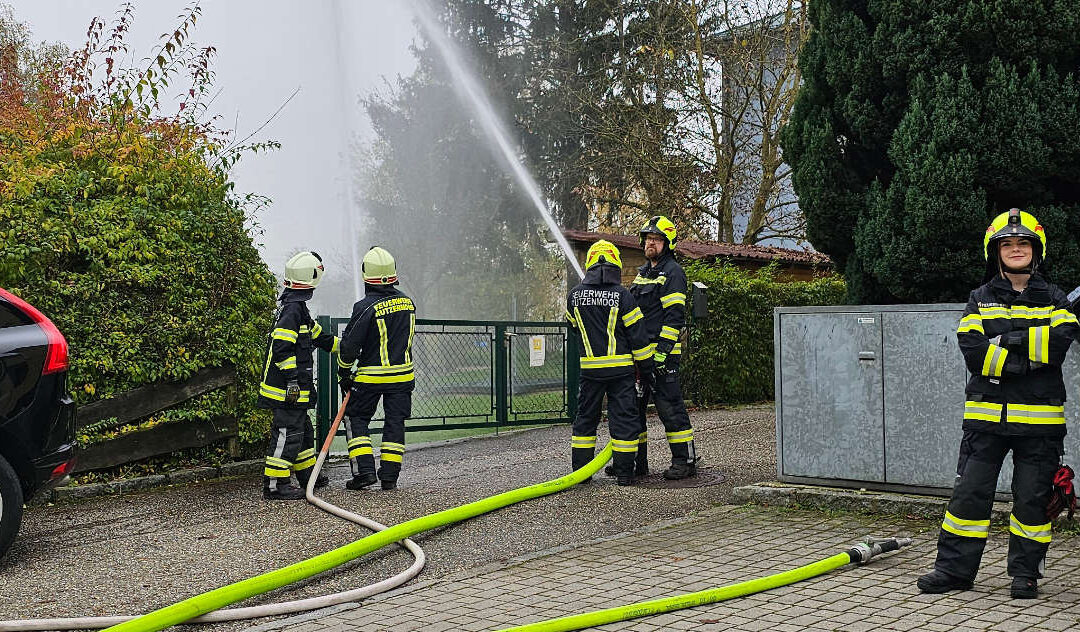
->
xmin=0 ymin=6 xmax=277 ymax=447
xmin=682 ymin=262 xmax=846 ymax=405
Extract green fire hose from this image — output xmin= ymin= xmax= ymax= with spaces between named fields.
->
xmin=491 ymin=536 xmax=912 ymax=632
xmin=101 ymin=444 xmax=614 ymax=632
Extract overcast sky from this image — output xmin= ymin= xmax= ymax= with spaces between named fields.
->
xmin=9 ymin=0 xmax=418 ymax=290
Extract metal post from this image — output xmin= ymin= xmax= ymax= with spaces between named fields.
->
xmin=316 ymin=315 xmax=333 ymax=447
xmin=494 ymin=323 xmax=509 ymax=429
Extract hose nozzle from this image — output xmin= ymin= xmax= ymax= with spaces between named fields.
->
xmin=848 ymin=536 xmax=913 ymax=564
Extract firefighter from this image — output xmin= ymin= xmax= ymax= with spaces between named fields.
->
xmin=624 ymin=215 xmax=698 ymax=480
xmin=917 ymin=209 xmax=1079 ymax=599
xmin=338 ymin=246 xmax=416 ymax=491
xmin=567 ymin=240 xmax=654 ymax=485
xmin=259 ymin=251 xmax=339 ymax=500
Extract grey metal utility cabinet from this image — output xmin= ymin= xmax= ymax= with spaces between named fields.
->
xmin=774 ymin=304 xmax=1080 ymax=496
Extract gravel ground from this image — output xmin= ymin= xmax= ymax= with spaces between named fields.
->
xmin=0 ymin=404 xmax=775 ymax=630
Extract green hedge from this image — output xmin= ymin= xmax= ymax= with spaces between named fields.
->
xmin=682 ymin=262 xmax=846 ymax=405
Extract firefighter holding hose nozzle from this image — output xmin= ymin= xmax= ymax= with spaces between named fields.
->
xmin=917 ymin=208 xmax=1079 ymax=599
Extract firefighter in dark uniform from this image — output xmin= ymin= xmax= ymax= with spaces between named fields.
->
xmin=627 ymin=216 xmax=698 ymax=480
xmin=258 ymin=251 xmax=339 ymax=500
xmin=567 ymin=240 xmax=654 ymax=485
xmin=338 ymin=246 xmax=416 ymax=491
xmin=918 ymin=209 xmax=1079 ymax=599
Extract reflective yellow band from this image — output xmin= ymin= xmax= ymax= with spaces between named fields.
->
xmin=957 ymin=314 xmax=984 ymax=334
xmin=941 ymin=510 xmax=990 ymax=539
xmin=354 ymin=372 xmax=415 ymax=384
xmin=296 ymin=449 xmax=315 ymax=460
xmin=981 ymin=344 xmax=1007 ymax=377
xmin=377 ymin=318 xmax=390 ymax=366
xmin=632 ymin=346 xmax=653 ymax=361
xmin=264 ymin=467 xmax=291 ymax=478
xmin=574 ymin=306 xmax=594 ymax=357
xmin=311 ymin=323 xmax=323 ymax=337
xmin=1029 ymin=326 xmax=1050 ymax=364
xmin=275 ymin=356 xmax=297 ymax=370
xmin=622 ymin=307 xmax=643 ymax=327
xmin=666 ymin=429 xmax=693 ymax=444
xmin=606 ymin=307 xmax=618 ymax=357
xmin=670 ymin=341 xmax=683 ymax=355
xmin=660 ymin=326 xmax=680 ymax=341
xmin=1052 ymin=309 xmax=1078 ymax=327
xmin=349 ymin=447 xmax=373 ymax=458
xmin=611 ymin=438 xmax=639 ymax=453
xmin=337 ymin=355 xmax=354 ymax=369
xmin=272 ymin=328 xmax=298 ymax=343
xmin=637 ymin=431 xmax=648 ymax=442
xmin=356 ymin=363 xmax=414 ymax=375
xmin=964 ymin=400 xmax=1003 ymax=423
xmin=661 ymin=292 xmax=686 ymax=307
xmin=632 ymin=274 xmax=666 ymax=285
xmin=1009 ymin=514 xmax=1052 ymax=543
xmin=259 ymin=384 xmax=311 ymax=403
xmin=331 ymin=337 xmax=340 ymax=353
xmin=348 ymin=437 xmax=372 ymax=448
xmin=1009 ymin=306 xmax=1053 ymax=319
xmin=1007 ymin=403 xmax=1065 ymax=425
xmin=265 ymin=456 xmax=292 ymax=469
xmin=571 ymin=435 xmax=596 ymax=448
xmin=292 ymin=456 xmax=316 ymax=471
xmin=381 ymin=441 xmax=405 ymax=452
xmin=580 ymin=354 xmax=633 ymax=369
xmin=979 ymin=307 xmax=1010 ymax=319
xmin=380 ymin=453 xmax=403 ymax=463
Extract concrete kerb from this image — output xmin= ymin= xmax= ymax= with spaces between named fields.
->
xmin=732 ymin=481 xmax=1021 ymax=523
xmin=30 ymin=424 xmax=562 ymax=506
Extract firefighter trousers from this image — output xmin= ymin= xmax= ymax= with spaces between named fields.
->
xmin=345 ymin=388 xmax=412 ymax=483
xmin=934 ymin=430 xmax=1062 ymax=581
xmin=572 ymin=375 xmax=640 ymax=477
xmin=264 ymin=408 xmax=316 ymax=491
xmin=636 ymin=358 xmax=695 ymax=467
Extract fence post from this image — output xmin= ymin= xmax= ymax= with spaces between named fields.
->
xmin=316 ymin=315 xmax=333 ymax=447
xmin=494 ymin=323 xmax=509 ymax=428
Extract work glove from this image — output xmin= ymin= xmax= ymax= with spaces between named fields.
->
xmin=652 ymin=350 xmax=669 ymax=380
xmin=284 ymin=380 xmax=301 ymax=404
xmin=337 ymin=369 xmax=354 ymax=397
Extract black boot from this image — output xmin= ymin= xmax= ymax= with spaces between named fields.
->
xmin=314 ymin=472 xmax=330 ymax=489
xmin=381 ymin=479 xmax=397 ymax=490
xmin=346 ymin=472 xmax=378 ymax=490
xmin=1011 ymin=576 xmax=1038 ymax=599
xmin=617 ymin=476 xmax=635 ymax=486
xmin=263 ymin=478 xmax=305 ymax=501
xmin=916 ymin=569 xmax=973 ymax=594
xmin=296 ymin=469 xmax=331 ymax=490
xmin=663 ymin=461 xmax=697 ymax=480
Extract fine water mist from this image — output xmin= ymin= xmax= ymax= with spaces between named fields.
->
xmin=409 ymin=0 xmax=585 ymax=281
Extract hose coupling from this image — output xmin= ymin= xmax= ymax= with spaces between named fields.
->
xmin=849 ymin=536 xmax=913 ymax=564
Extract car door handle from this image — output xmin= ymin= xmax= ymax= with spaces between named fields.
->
xmin=858 ymin=351 xmax=876 ymax=361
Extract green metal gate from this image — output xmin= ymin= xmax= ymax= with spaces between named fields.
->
xmin=315 ymin=318 xmax=578 ymax=446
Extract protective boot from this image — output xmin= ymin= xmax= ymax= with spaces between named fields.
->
xmin=295 ymin=469 xmax=330 ymax=491
xmin=663 ymin=440 xmax=697 ymax=480
xmin=663 ymin=461 xmax=697 ymax=480
xmin=380 ymin=479 xmax=397 ymax=490
xmin=346 ymin=472 xmax=378 ymax=490
xmin=916 ymin=569 xmax=973 ymax=594
xmin=263 ymin=477 xmax=305 ymax=501
xmin=605 ymin=441 xmax=648 ymax=477
xmin=1011 ymin=576 xmax=1038 ymax=599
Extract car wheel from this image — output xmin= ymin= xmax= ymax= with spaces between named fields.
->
xmin=0 ymin=454 xmax=24 ymax=561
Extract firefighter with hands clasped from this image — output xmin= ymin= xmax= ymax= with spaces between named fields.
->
xmin=621 ymin=215 xmax=699 ymax=480
xmin=917 ymin=208 xmax=1079 ymax=599
xmin=337 ymin=246 xmax=417 ymax=491
xmin=258 ymin=251 xmax=339 ymax=500
xmin=566 ymin=240 xmax=655 ymax=485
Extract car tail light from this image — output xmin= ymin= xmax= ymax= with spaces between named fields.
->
xmin=0 ymin=287 xmax=69 ymax=374
xmin=51 ymin=458 xmax=75 ymax=480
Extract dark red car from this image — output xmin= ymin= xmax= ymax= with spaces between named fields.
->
xmin=0 ymin=287 xmax=75 ymax=560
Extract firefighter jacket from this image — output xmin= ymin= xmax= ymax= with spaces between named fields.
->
xmin=566 ymin=262 xmax=654 ymax=380
xmin=630 ymin=251 xmax=687 ymax=358
xmin=958 ymin=274 xmax=1079 ymax=437
xmin=338 ymin=285 xmax=417 ymax=393
xmin=258 ymin=289 xmax=339 ymax=410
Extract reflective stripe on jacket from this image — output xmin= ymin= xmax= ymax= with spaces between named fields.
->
xmin=630 ymin=251 xmax=686 ymax=357
xmin=339 ymin=286 xmax=417 ymax=393
xmin=958 ymin=275 xmax=1079 ymax=436
xmin=257 ymin=289 xmax=339 ymax=410
xmin=566 ymin=263 xmax=654 ymax=379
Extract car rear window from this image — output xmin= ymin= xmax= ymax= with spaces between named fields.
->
xmin=0 ymin=301 xmax=31 ymax=327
